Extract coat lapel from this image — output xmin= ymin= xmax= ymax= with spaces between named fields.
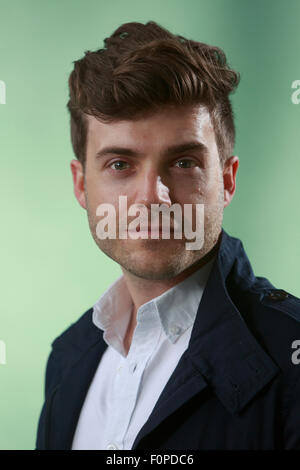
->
xmin=131 ymin=351 xmax=209 ymax=449
xmin=47 ymin=322 xmax=108 ymax=449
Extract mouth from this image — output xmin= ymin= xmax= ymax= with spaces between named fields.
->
xmin=127 ymin=229 xmax=175 ymax=239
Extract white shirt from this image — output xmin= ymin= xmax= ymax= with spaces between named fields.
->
xmin=71 ymin=257 xmax=215 ymax=450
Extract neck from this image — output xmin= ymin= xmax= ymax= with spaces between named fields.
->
xmin=121 ymin=236 xmax=221 ymax=354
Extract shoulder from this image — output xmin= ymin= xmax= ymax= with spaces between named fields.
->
xmin=258 ymin=287 xmax=300 ymax=324
xmin=247 ymin=279 xmax=300 ymax=329
xmin=49 ymin=307 xmax=100 ymax=365
xmin=238 ymin=279 xmax=300 ymax=372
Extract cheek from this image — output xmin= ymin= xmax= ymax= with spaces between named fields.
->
xmin=86 ymin=177 xmax=115 ymax=207
xmin=177 ymin=170 xmax=217 ymax=202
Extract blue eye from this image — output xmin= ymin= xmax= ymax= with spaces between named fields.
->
xmin=110 ymin=161 xmax=130 ymax=170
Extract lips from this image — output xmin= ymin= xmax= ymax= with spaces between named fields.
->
xmin=131 ymin=226 xmax=174 ymax=233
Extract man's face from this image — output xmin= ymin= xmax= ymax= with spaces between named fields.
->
xmin=71 ymin=104 xmax=238 ymax=280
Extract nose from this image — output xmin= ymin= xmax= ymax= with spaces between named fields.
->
xmin=134 ymin=167 xmax=172 ymax=209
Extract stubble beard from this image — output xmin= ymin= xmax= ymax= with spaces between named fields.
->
xmin=85 ymin=187 xmax=224 ymax=281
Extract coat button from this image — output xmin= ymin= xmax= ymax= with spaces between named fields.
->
xmin=266 ymin=289 xmax=289 ymax=301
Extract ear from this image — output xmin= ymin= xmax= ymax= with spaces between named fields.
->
xmin=222 ymin=156 xmax=239 ymax=208
xmin=70 ymin=159 xmax=87 ymax=209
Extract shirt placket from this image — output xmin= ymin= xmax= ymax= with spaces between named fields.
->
xmin=105 ymin=303 xmax=162 ymax=450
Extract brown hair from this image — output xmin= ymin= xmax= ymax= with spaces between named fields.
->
xmin=67 ymin=20 xmax=240 ymax=169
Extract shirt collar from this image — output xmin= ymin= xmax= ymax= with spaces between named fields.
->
xmin=92 ymin=255 xmax=216 ymax=353
xmin=92 ymin=275 xmax=133 ymax=355
xmin=154 ymin=257 xmax=215 ymax=342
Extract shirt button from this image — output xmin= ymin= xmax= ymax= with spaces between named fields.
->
xmin=107 ymin=443 xmax=118 ymax=450
xmin=129 ymin=362 xmax=137 ymax=373
xmin=170 ymin=324 xmax=182 ymax=335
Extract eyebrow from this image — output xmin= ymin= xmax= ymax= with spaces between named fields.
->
xmin=95 ymin=141 xmax=209 ymax=160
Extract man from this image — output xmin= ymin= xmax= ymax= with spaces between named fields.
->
xmin=36 ymin=20 xmax=300 ymax=450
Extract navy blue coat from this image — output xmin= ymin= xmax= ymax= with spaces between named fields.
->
xmin=35 ymin=229 xmax=300 ymax=450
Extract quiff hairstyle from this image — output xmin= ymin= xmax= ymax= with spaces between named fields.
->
xmin=67 ymin=21 xmax=240 ymax=170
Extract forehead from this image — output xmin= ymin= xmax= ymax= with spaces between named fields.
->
xmin=86 ymin=104 xmax=215 ymax=153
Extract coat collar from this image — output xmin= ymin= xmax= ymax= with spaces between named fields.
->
xmin=188 ymin=228 xmax=280 ymax=415
xmin=48 ymin=228 xmax=280 ymax=449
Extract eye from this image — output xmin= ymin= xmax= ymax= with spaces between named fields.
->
xmin=174 ymin=159 xmax=197 ymax=169
xmin=109 ymin=160 xmax=130 ymax=170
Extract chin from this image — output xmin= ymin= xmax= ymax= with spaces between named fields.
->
xmin=121 ymin=264 xmax=181 ymax=281
xmin=95 ymin=237 xmax=204 ymax=279
xmin=120 ymin=252 xmax=193 ymax=280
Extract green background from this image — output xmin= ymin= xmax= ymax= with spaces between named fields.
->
xmin=1 ymin=0 xmax=299 ymax=450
